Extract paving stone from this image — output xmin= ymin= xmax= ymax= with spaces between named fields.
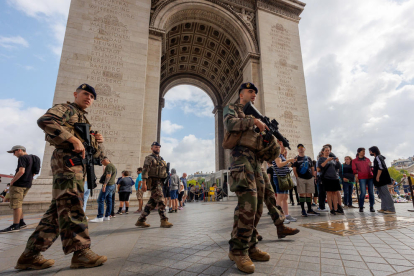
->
xmin=295 ymin=269 xmax=319 ymax=276
xmin=280 ymin=254 xmax=300 ymax=261
xmin=392 ymin=265 xmax=414 ymax=272
xmin=272 ymin=267 xmax=296 ymax=276
xmin=345 ymin=267 xmax=373 ymax=276
xmin=297 ymin=261 xmax=320 ymax=272
xmin=321 ymin=264 xmax=345 ymax=274
xmin=366 ymin=263 xmax=395 ymax=272
xmin=185 ymin=264 xmax=210 ymax=273
xmin=202 ymin=266 xmax=227 ymax=275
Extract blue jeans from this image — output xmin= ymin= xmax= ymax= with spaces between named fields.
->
xmin=97 ymin=184 xmax=115 ymax=218
xmin=83 ymin=181 xmax=90 ymax=212
xmin=342 ymin=182 xmax=354 ymax=206
xmin=359 ymin=178 xmax=374 ymax=208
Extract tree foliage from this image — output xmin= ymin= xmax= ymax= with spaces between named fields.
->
xmin=388 ymin=167 xmax=409 ymax=183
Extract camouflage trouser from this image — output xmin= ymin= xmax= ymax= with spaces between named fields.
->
xmin=26 ymin=149 xmax=90 ymax=255
xmin=229 ymin=146 xmax=264 ymax=256
xmin=262 ymin=170 xmax=285 ymax=226
xmin=138 ymin=180 xmax=167 ymax=222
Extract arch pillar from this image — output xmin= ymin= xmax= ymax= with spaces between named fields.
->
xmin=214 ymin=106 xmax=225 ymax=171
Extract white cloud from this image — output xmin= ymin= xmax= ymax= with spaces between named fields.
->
xmin=161 ymin=135 xmax=215 ymax=176
xmin=161 ymin=120 xmax=184 ymax=134
xmin=301 ymin=0 xmax=414 ymax=165
xmin=7 ymin=0 xmax=70 ymax=55
xmin=0 ymin=36 xmax=29 ymax=49
xmin=165 ymin=85 xmax=215 ymax=117
xmin=0 ymin=99 xmax=46 ymax=175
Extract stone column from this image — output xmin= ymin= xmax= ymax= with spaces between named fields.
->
xmin=256 ymin=1 xmax=314 ymax=158
xmin=28 ymin=0 xmax=153 ymax=202
xmin=214 ymin=106 xmax=225 ymax=171
xmin=157 ymin=98 xmax=165 ymax=142
xmin=140 ymin=34 xmax=163 ymax=168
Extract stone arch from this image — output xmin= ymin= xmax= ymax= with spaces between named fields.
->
xmin=150 ymin=0 xmax=259 ymax=56
xmin=160 ymin=73 xmax=221 ymax=107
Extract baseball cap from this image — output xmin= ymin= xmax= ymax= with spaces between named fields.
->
xmin=297 ymin=144 xmax=305 ymax=148
xmin=7 ymin=145 xmax=26 ymax=153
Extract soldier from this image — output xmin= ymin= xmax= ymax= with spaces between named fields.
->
xmin=135 ymin=142 xmax=173 ymax=228
xmin=224 ymin=82 xmax=297 ymax=274
xmin=15 ymin=84 xmax=107 ymax=270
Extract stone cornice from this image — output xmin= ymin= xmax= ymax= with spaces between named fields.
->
xmin=240 ymin=52 xmax=260 ymax=71
xmin=149 ymin=27 xmax=165 ymax=37
xmin=257 ymin=0 xmax=305 ymax=22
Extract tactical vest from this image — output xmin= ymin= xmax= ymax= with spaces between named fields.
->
xmin=147 ymin=155 xmax=168 ymax=179
xmin=222 ymin=104 xmax=263 ymax=152
xmin=46 ymin=102 xmax=101 ymax=158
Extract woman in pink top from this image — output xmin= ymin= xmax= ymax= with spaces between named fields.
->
xmin=352 ymin=148 xmax=375 ymax=213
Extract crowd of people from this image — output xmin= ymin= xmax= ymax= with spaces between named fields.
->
xmin=267 ymin=143 xmax=406 ymax=225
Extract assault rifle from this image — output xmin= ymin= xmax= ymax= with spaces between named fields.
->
xmin=74 ymin=123 xmax=102 ymax=196
xmin=243 ymin=101 xmax=291 ymax=150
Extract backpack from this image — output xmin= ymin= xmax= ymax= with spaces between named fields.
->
xmin=299 ymin=156 xmax=309 ymax=175
xmin=31 ymin=155 xmax=41 ymax=175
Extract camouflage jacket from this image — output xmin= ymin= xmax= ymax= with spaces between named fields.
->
xmin=141 ymin=153 xmax=167 ymax=180
xmin=38 ymin=102 xmax=102 ymax=155
xmin=223 ymin=103 xmax=255 ymax=132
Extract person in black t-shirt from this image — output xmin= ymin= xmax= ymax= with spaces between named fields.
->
xmin=292 ymin=144 xmax=319 ymax=217
xmin=1 ymin=145 xmax=39 ymax=233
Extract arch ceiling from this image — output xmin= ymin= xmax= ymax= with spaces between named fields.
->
xmin=160 ymin=22 xmax=243 ymax=104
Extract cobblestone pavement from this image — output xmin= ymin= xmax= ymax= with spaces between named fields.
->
xmin=0 ymin=199 xmax=414 ymax=275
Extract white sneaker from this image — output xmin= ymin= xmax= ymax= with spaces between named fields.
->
xmin=103 ymin=217 xmax=110 ymax=221
xmin=284 ymin=219 xmax=290 ymax=224
xmin=317 ymin=208 xmax=329 ymax=212
xmin=285 ymin=215 xmax=297 ymax=222
xmin=89 ymin=217 xmax=103 ymax=223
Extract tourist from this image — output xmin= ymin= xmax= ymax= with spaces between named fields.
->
xmin=292 ymin=144 xmax=319 ymax=217
xmin=0 ymin=145 xmax=39 ymax=233
xmin=312 ymin=160 xmax=318 ymax=206
xmin=1 ymin=184 xmax=10 ymax=202
xmin=400 ymin=174 xmax=410 ymax=196
xmin=178 ymin=180 xmax=184 ymax=210
xmin=267 ymin=162 xmax=277 ymax=193
xmin=168 ymin=168 xmax=179 ymax=213
xmin=272 ymin=140 xmax=297 ymax=223
xmin=289 ymin=168 xmax=299 ymax=206
xmin=135 ymin=168 xmax=143 ymax=213
xmin=194 ymin=183 xmax=200 ymax=202
xmin=340 ymin=156 xmax=356 ymax=208
xmin=180 ymin=173 xmax=187 ymax=206
xmin=319 ymin=146 xmax=343 ymax=215
xmin=316 ymin=151 xmax=328 ymax=212
xmin=388 ymin=179 xmax=396 ymax=196
xmin=116 ymin=171 xmax=133 ymax=215
xmin=369 ymin=146 xmax=396 ymax=214
xmin=352 ymin=148 xmax=375 ymax=212
xmin=163 ymin=173 xmax=171 ymax=211
xmin=393 ymin=179 xmax=400 ymax=195
xmin=90 ymin=157 xmax=117 ymax=223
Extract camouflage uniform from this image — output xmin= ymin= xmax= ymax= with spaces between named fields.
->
xmin=262 ymin=170 xmax=285 ymax=226
xmin=25 ymin=102 xmax=102 ymax=255
xmin=137 ymin=153 xmax=168 ymax=222
xmin=225 ymin=103 xmax=265 ymax=256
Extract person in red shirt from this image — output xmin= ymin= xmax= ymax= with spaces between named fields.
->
xmin=352 ymin=148 xmax=375 ymax=212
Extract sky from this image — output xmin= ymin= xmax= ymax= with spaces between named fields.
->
xmin=1 ymin=0 xmax=414 ymax=176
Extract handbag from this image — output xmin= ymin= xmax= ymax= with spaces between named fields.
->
xmin=277 ymin=174 xmax=294 ymax=191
